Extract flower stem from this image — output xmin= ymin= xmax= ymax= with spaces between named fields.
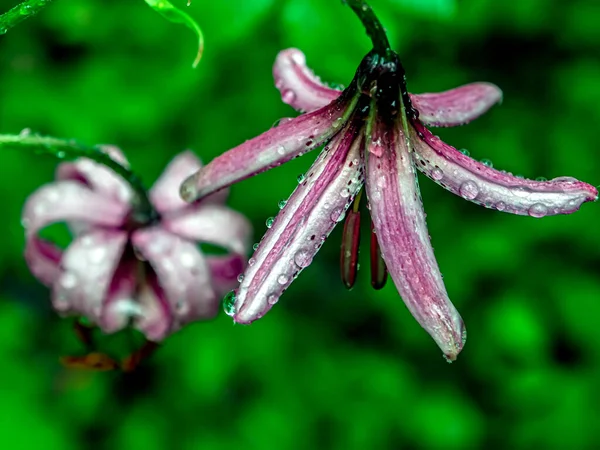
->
xmin=0 ymin=0 xmax=54 ymax=35
xmin=0 ymin=133 xmax=156 ymax=222
xmin=344 ymin=0 xmax=391 ymax=55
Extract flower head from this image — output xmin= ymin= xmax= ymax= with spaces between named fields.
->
xmin=179 ymin=5 xmax=597 ymax=360
xmin=23 ymin=147 xmax=252 ymax=342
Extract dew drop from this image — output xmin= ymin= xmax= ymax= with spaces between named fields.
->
xmin=61 ymin=273 xmax=77 ymax=289
xmin=297 ymin=174 xmax=305 ymax=184
xmin=237 ymin=273 xmax=245 ymax=283
xmin=266 ymin=217 xmax=275 ymax=228
xmin=277 ymin=274 xmax=289 ymax=285
xmin=252 ymin=243 xmax=259 ymax=250
xmin=431 ymin=168 xmax=444 ymax=181
xmin=459 ymin=181 xmax=479 ymax=200
xmin=535 ymin=176 xmax=548 ymax=182
xmin=19 ymin=128 xmax=31 ymax=137
xmin=180 ymin=252 xmax=195 ymax=268
xmin=332 ymin=117 xmax=343 ymax=129
xmin=480 ymin=158 xmax=493 ymax=168
xmin=282 ymin=89 xmax=296 ymax=103
xmin=459 ymin=148 xmax=470 ymax=156
xmin=495 ymin=201 xmax=506 ymax=211
xmin=276 ymin=145 xmax=285 ymax=155
xmin=330 ymin=207 xmax=345 ymax=222
xmin=278 ymin=199 xmax=287 ymax=209
xmin=340 ymin=188 xmax=350 ymax=198
xmin=528 ymin=203 xmax=548 ymax=218
xmin=267 ymin=294 xmax=278 ymax=305
xmin=551 ymin=176 xmax=578 ymax=183
xmin=248 ymin=258 xmax=256 ymax=266
xmin=294 ymin=249 xmax=313 ymax=268
xmin=223 ymin=291 xmax=236 ymax=316
xmin=88 ymin=247 xmax=107 ymax=264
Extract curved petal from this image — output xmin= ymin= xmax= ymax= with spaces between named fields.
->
xmin=161 ymin=204 xmax=252 ymax=255
xmin=207 ymin=253 xmax=246 ymax=298
xmin=150 ymin=151 xmax=229 ymax=214
xmin=180 ymin=99 xmax=354 ymax=203
xmin=233 ymin=122 xmax=364 ymax=324
xmin=411 ymin=121 xmax=598 ymax=216
xmin=273 ymin=48 xmax=342 ymax=113
xmin=56 ymin=145 xmax=133 ymax=205
xmin=366 ymin=120 xmax=465 ymax=361
xmin=100 ymin=253 xmax=174 ymax=341
xmin=410 ymin=83 xmax=503 ymax=127
xmin=22 ymin=181 xmax=129 ymax=286
xmin=132 ymin=227 xmax=219 ymax=326
xmin=52 ymin=230 xmax=127 ymax=320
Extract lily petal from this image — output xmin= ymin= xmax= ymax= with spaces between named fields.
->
xmin=411 ymin=121 xmax=598 ymax=216
xmin=52 ymin=230 xmax=127 ymax=320
xmin=409 ymin=83 xmax=503 ymax=127
xmin=234 ymin=122 xmax=364 ymax=324
xmin=101 ymin=252 xmax=173 ymax=341
xmin=366 ymin=120 xmax=465 ymax=361
xmin=150 ymin=151 xmax=229 ymax=214
xmin=22 ymin=181 xmax=129 ymax=286
xmin=132 ymin=227 xmax=219 ymax=325
xmin=273 ymin=48 xmax=341 ymax=113
xmin=179 ymin=100 xmax=352 ymax=203
xmin=56 ymin=145 xmax=133 ymax=206
xmin=207 ymin=253 xmax=246 ymax=298
xmin=161 ymin=204 xmax=252 ymax=255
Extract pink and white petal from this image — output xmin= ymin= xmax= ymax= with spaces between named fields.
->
xmin=411 ymin=121 xmax=598 ymax=216
xmin=134 ymin=272 xmax=174 ymax=341
xmin=23 ymin=181 xmax=129 ymax=236
xmin=100 ymin=256 xmax=139 ymax=335
xmin=207 ymin=253 xmax=246 ymax=298
xmin=132 ymin=227 xmax=219 ymax=325
xmin=150 ymin=151 xmax=229 ymax=214
xmin=52 ymin=230 xmax=128 ymax=322
xmin=410 ymin=83 xmax=503 ymax=127
xmin=161 ymin=205 xmax=252 ymax=255
xmin=273 ymin=48 xmax=342 ymax=113
xmin=56 ymin=145 xmax=133 ymax=206
xmin=234 ymin=123 xmax=365 ymax=324
xmin=180 ymin=100 xmax=353 ymax=203
xmin=366 ymin=121 xmax=465 ymax=361
xmin=22 ymin=181 xmax=129 ymax=286
xmin=24 ymin=238 xmax=62 ymax=286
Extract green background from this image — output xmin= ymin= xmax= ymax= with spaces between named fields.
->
xmin=1 ymin=0 xmax=599 ymax=448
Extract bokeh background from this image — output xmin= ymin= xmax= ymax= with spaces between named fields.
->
xmin=1 ymin=0 xmax=599 ymax=448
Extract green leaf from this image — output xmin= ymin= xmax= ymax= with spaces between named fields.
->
xmin=144 ymin=0 xmax=204 ymax=68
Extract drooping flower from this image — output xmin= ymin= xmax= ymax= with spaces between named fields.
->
xmin=23 ymin=146 xmax=252 ymax=344
xmin=179 ymin=2 xmax=597 ymax=360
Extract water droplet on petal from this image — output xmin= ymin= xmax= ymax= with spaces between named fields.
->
xmin=340 ymin=188 xmax=350 ymax=198
xmin=297 ymin=174 xmax=305 ymax=184
xmin=88 ymin=247 xmax=107 ymax=264
xmin=180 ymin=252 xmax=195 ymax=268
xmin=266 ymin=217 xmax=275 ymax=228
xmin=528 ymin=203 xmax=548 ymax=218
xmin=459 ymin=148 xmax=470 ymax=156
xmin=480 ymin=158 xmax=493 ymax=168
xmin=332 ymin=117 xmax=343 ymax=128
xmin=237 ymin=273 xmax=244 ymax=283
xmin=282 ymin=89 xmax=296 ymax=103
xmin=252 ymin=243 xmax=259 ymax=251
xmin=331 ymin=207 xmax=345 ymax=222
xmin=223 ymin=291 xmax=236 ymax=316
xmin=431 ymin=168 xmax=443 ymax=181
xmin=278 ymin=199 xmax=287 ymax=209
xmin=293 ymin=249 xmax=313 ymax=268
xmin=267 ymin=294 xmax=278 ymax=305
xmin=61 ymin=273 xmax=77 ymax=289
xmin=248 ymin=258 xmax=256 ymax=266
xmin=495 ymin=201 xmax=506 ymax=211
xmin=535 ymin=176 xmax=547 ymax=182
xmin=551 ymin=176 xmax=578 ymax=183
xmin=459 ymin=181 xmax=479 ymax=200
xmin=277 ymin=274 xmax=289 ymax=285
xmin=276 ymin=145 xmax=286 ymax=155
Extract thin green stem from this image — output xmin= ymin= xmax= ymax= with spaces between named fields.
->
xmin=0 ymin=0 xmax=54 ymax=35
xmin=344 ymin=0 xmax=390 ymax=55
xmin=0 ymin=133 xmax=156 ymax=222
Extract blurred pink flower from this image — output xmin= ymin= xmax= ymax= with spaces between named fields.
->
xmin=22 ymin=147 xmax=252 ymax=341
xmin=180 ymin=48 xmax=597 ymax=360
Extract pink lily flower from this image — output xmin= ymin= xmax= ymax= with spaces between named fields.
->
xmin=180 ymin=47 xmax=597 ymax=360
xmin=22 ymin=147 xmax=252 ymax=342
